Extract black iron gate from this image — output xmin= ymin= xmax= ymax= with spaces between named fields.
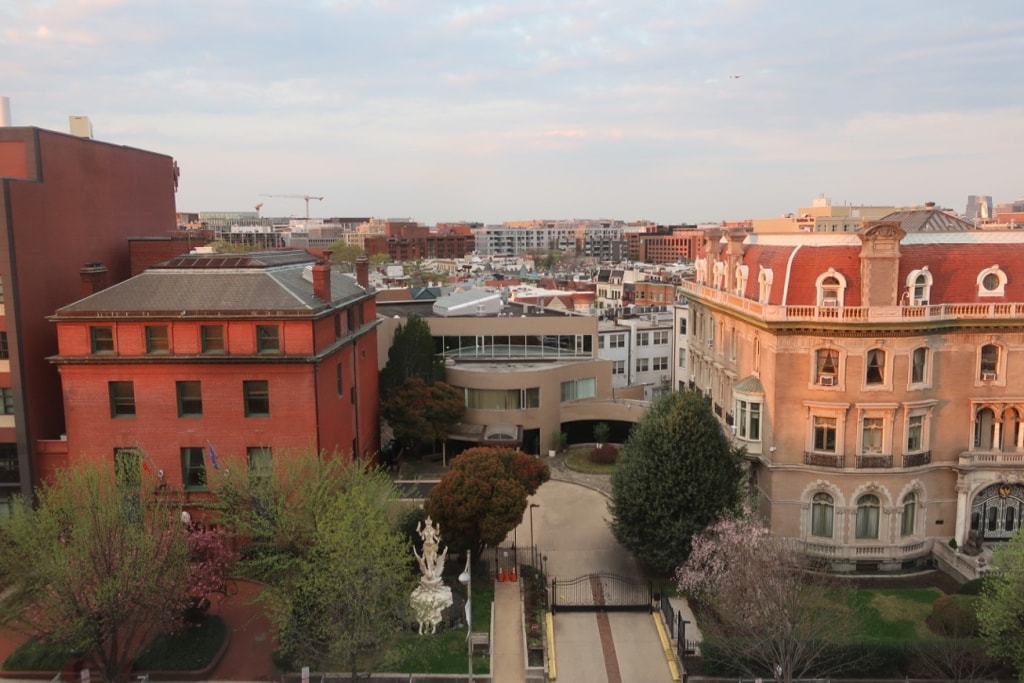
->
xmin=550 ymin=573 xmax=653 ymax=613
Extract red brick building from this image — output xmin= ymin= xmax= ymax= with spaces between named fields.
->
xmin=47 ymin=250 xmax=379 ymax=497
xmin=0 ymin=125 xmax=178 ymax=508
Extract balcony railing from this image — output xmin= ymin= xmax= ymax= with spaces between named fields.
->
xmin=903 ymin=451 xmax=932 ymax=468
xmin=959 ymin=451 xmax=1024 ymax=466
xmin=804 ymin=451 xmax=844 ymax=468
xmin=856 ymin=453 xmax=893 ymax=469
xmin=679 ymin=280 xmax=1024 ymax=323
xmin=800 ymin=539 xmax=931 ymax=561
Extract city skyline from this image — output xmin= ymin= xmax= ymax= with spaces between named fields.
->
xmin=3 ymin=1 xmax=1022 ymax=224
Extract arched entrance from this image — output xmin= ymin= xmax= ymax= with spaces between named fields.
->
xmin=970 ymin=482 xmax=1024 ymax=541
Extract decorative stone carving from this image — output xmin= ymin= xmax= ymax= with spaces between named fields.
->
xmin=410 ymin=516 xmax=453 ymax=635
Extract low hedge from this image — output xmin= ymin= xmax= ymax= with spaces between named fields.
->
xmin=132 ymin=615 xmax=228 ymax=671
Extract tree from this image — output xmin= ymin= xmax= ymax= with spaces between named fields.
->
xmin=381 ymin=377 xmax=465 ymax=456
xmin=425 ymin=447 xmax=550 ymax=558
xmin=676 ymin=511 xmax=866 ymax=683
xmin=608 ymin=390 xmax=743 ymax=572
xmin=326 ymin=241 xmax=365 ymax=264
xmin=0 ymin=459 xmax=230 ymax=683
xmin=210 ymin=450 xmax=412 ymax=679
xmin=369 ymin=253 xmax=391 ymax=265
xmin=977 ymin=529 xmax=1024 ymax=676
xmin=379 ymin=314 xmax=444 ymax=400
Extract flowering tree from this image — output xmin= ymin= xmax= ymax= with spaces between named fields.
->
xmin=676 ymin=511 xmax=864 ymax=683
xmin=0 ymin=460 xmax=230 ymax=682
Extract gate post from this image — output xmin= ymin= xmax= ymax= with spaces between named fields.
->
xmin=551 ymin=578 xmax=557 ymax=614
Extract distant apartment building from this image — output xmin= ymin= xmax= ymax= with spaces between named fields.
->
xmin=632 ymin=225 xmax=702 ymax=263
xmin=364 ymin=222 xmax=475 ymax=261
xmin=597 ymin=311 xmax=674 ymax=400
xmin=46 ymin=250 xmax=379 ymax=508
xmin=0 ymin=120 xmax=179 ymax=508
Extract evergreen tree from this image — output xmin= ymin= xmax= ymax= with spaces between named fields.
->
xmin=379 ymin=315 xmax=444 ymax=400
xmin=609 ymin=390 xmax=743 ymax=572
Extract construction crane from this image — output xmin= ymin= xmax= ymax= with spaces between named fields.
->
xmin=259 ymin=193 xmax=324 ymax=219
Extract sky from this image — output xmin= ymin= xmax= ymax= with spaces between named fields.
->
xmin=2 ymin=1 xmax=1023 ymax=225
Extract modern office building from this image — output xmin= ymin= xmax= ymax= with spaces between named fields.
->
xmin=0 ymin=120 xmax=178 ymax=509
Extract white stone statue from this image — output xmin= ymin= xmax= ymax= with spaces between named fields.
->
xmin=410 ymin=516 xmax=453 ymax=635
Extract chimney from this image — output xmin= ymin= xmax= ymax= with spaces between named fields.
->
xmin=80 ymin=263 xmax=108 ymax=296
xmin=0 ymin=97 xmax=11 ymax=127
xmin=312 ymin=257 xmax=332 ymax=302
xmin=355 ymin=255 xmax=369 ymax=289
xmin=69 ymin=115 xmax=93 ymax=139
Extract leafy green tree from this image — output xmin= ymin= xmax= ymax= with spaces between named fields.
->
xmin=609 ymin=390 xmax=743 ymax=572
xmin=977 ymin=529 xmax=1024 ymax=676
xmin=326 ymin=241 xmax=365 ymax=264
xmin=381 ymin=378 xmax=465 ymax=455
xmin=379 ymin=315 xmax=444 ymax=400
xmin=0 ymin=459 xmax=229 ymax=683
xmin=210 ymin=450 xmax=412 ymax=679
xmin=426 ymin=447 xmax=550 ymax=558
xmin=369 ymin=253 xmax=391 ymax=265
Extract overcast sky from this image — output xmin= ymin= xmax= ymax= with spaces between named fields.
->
xmin=3 ymin=1 xmax=1022 ymax=224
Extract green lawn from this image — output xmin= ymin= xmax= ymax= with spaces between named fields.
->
xmin=852 ymin=587 xmax=945 ymax=641
xmin=388 ymin=583 xmax=493 ymax=674
xmin=564 ymin=445 xmax=619 ymax=474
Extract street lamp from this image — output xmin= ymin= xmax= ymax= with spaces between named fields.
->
xmin=529 ymin=503 xmax=540 ymax=562
xmin=458 ymin=551 xmax=473 ymax=683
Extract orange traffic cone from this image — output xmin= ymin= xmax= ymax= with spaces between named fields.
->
xmin=498 ymin=567 xmax=506 ymax=582
xmin=510 ymin=566 xmax=518 ymax=582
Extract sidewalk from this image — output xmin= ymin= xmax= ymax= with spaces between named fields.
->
xmin=490 ymin=580 xmax=525 ymax=683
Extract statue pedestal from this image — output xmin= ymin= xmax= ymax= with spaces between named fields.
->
xmin=410 ymin=583 xmax=454 ymax=635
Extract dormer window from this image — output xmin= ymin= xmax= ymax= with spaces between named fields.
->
xmin=758 ymin=267 xmax=774 ymax=304
xmin=977 ymin=265 xmax=1007 ymax=297
xmin=734 ymin=264 xmax=749 ymax=296
xmin=815 ymin=268 xmax=846 ymax=308
xmin=906 ymin=267 xmax=932 ymax=306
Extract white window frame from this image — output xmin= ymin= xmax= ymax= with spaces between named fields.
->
xmin=909 ymin=346 xmax=930 ymax=387
xmin=864 ymin=347 xmax=892 ymax=390
xmin=804 ymin=401 xmax=849 ymax=456
xmin=815 ymin=268 xmax=847 ymax=308
xmin=977 ymin=265 xmax=1007 ymax=297
xmin=979 ymin=343 xmax=1003 ymax=383
xmin=635 ymin=357 xmax=649 ymax=373
xmin=735 ymin=397 xmax=762 ymax=442
xmin=905 ymin=267 xmax=932 ymax=306
xmin=814 ymin=347 xmax=842 ymax=388
xmin=612 ymin=360 xmax=625 ymax=375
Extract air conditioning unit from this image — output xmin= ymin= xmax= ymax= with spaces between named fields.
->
xmin=818 ymin=374 xmax=836 ymax=386
xmin=982 ymin=371 xmax=998 ymax=381
xmin=821 ymin=299 xmax=839 ymax=307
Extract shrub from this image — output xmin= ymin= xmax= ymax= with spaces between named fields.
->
xmin=593 ymin=422 xmax=611 ymax=445
xmin=2 ymin=637 xmax=75 ymax=671
xmin=588 ymin=444 xmax=619 ymax=465
xmin=132 ymin=615 xmax=228 ymax=672
xmin=926 ymin=594 xmax=979 ymax=637
xmin=958 ymin=576 xmax=989 ymax=595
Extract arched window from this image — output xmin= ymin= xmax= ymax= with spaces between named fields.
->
xmin=901 ymin=492 xmax=917 ymax=537
xmin=815 ymin=348 xmax=839 ymax=386
xmin=815 ymin=268 xmax=847 ymax=308
xmin=977 ymin=265 xmax=1007 ymax=297
xmin=906 ymin=267 xmax=932 ymax=306
xmin=980 ymin=344 xmax=1000 ymax=381
xmin=974 ymin=407 xmax=995 ymax=449
xmin=856 ymin=494 xmax=880 ymax=539
xmin=911 ymin=347 xmax=929 ymax=385
xmin=811 ymin=492 xmax=834 ymax=537
xmin=758 ymin=267 xmax=773 ymax=304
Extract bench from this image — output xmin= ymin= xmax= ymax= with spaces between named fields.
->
xmin=470 ymin=631 xmax=490 ymax=655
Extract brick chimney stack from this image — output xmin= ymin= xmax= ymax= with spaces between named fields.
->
xmin=80 ymin=263 xmax=108 ymax=297
xmin=355 ymin=255 xmax=369 ymax=289
xmin=312 ymin=256 xmax=332 ymax=302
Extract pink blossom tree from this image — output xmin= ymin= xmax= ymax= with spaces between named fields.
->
xmin=676 ymin=510 xmax=865 ymax=683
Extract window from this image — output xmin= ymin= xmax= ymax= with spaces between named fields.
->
xmin=911 ymin=347 xmax=928 ymax=384
xmin=612 ymin=360 xmax=625 ymax=375
xmin=0 ymin=332 xmax=7 ymax=360
xmin=907 ymin=268 xmax=932 ymax=306
xmin=901 ymin=493 xmax=917 ymax=537
xmin=598 ymin=336 xmax=605 ymax=349
xmin=334 ymin=313 xmax=343 ymax=339
xmin=243 ymin=380 xmax=270 ymax=416
xmin=181 ymin=447 xmax=207 ymax=490
xmin=865 ymin=348 xmax=885 ymax=385
xmin=0 ymin=388 xmax=13 ymax=415
xmin=861 ymin=417 xmax=883 ymax=453
xmin=609 ymin=334 xmax=625 ymax=349
xmin=653 ymin=356 xmax=668 ymax=372
xmin=176 ymin=381 xmax=202 ymax=417
xmin=816 ymin=268 xmax=846 ymax=307
xmin=815 ymin=349 xmax=839 ymax=385
xmin=109 ymin=381 xmax=136 ymax=417
xmin=201 ymin=325 xmax=225 ymax=354
xmin=907 ymin=414 xmax=924 ymax=452
xmin=977 ymin=265 xmax=1007 ymax=297
xmin=980 ymin=344 xmax=999 ymax=380
xmin=813 ymin=416 xmax=837 ymax=452
xmin=811 ymin=492 xmax=834 ymax=537
xmin=637 ymin=332 xmax=650 ymax=346
xmin=465 ymin=388 xmax=541 ymax=410
xmin=560 ymin=378 xmax=596 ymax=402
xmin=336 ymin=363 xmax=344 ymax=395
xmin=635 ymin=358 xmax=649 ymax=373
xmin=856 ymin=494 xmax=880 ymax=539
xmin=653 ymin=330 xmax=670 ymax=345
xmin=678 ymin=318 xmax=687 ymax=335
xmin=247 ymin=446 xmax=273 ymax=475
xmin=91 ymin=326 xmax=114 ymax=354
xmin=256 ymin=325 xmax=280 ymax=353
xmin=0 ymin=444 xmax=18 ymax=485
xmin=145 ymin=325 xmax=169 ymax=354
xmin=736 ymin=399 xmax=761 ymax=441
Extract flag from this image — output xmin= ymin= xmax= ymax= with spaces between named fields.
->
xmin=462 ymin=553 xmax=472 ymax=634
xmin=207 ymin=443 xmax=220 ymax=470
